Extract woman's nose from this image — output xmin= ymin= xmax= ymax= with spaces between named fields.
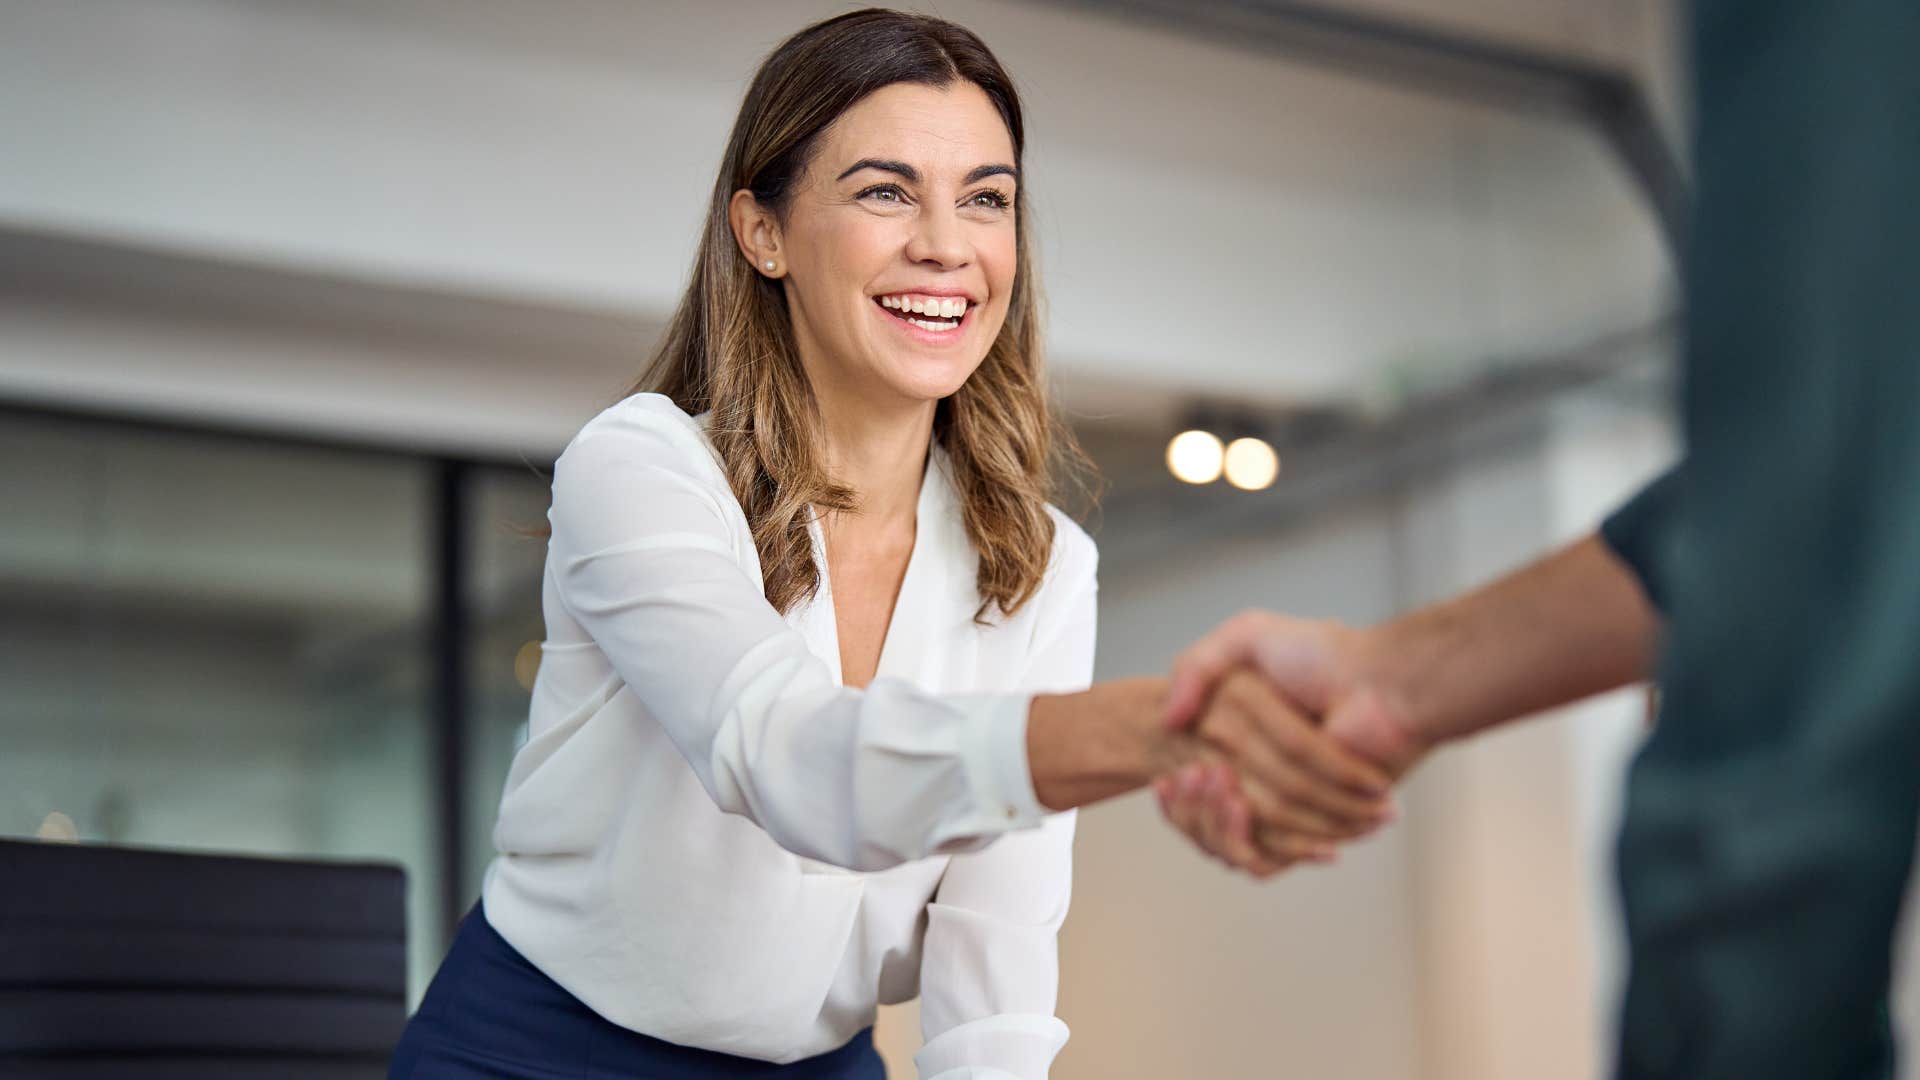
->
xmin=904 ymin=206 xmax=969 ymax=269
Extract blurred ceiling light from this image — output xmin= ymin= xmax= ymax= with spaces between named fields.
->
xmin=1224 ymin=436 xmax=1280 ymax=491
xmin=36 ymin=811 xmax=78 ymax=843
xmin=1166 ymin=430 xmax=1225 ymax=484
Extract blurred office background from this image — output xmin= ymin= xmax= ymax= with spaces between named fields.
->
xmin=0 ymin=2 xmax=1888 ymax=1078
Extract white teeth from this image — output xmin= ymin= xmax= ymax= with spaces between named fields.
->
xmin=906 ymin=317 xmax=959 ymax=333
xmin=879 ymin=294 xmax=969 ymax=321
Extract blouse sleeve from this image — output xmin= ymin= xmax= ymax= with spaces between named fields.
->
xmin=545 ymin=398 xmax=1048 ymax=872
xmin=914 ymin=519 xmax=1095 ymax=1080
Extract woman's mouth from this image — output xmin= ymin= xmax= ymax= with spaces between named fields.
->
xmin=875 ymin=293 xmax=968 ymax=334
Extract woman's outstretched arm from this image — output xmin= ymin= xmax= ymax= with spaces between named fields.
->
xmin=549 ymin=397 xmax=1388 ymax=874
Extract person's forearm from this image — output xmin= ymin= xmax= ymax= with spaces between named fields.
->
xmin=1358 ymin=535 xmax=1662 ymax=747
xmin=1027 ymin=678 xmax=1206 ymax=811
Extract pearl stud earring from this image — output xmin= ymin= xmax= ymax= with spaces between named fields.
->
xmin=764 ymin=260 xmax=777 ymax=271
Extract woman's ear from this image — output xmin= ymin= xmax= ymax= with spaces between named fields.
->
xmin=729 ymin=190 xmax=785 ymax=278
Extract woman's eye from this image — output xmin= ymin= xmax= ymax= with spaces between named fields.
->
xmin=968 ymin=190 xmax=1011 ymax=210
xmin=859 ymin=184 xmax=907 ymax=204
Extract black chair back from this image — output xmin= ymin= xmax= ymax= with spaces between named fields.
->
xmin=0 ymin=838 xmax=407 ymax=1079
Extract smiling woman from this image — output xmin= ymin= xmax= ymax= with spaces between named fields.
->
xmin=656 ymin=27 xmax=1061 ymax=627
xmin=388 ymin=8 xmax=1392 ymax=1080
xmin=720 ymin=74 xmax=1040 ymax=640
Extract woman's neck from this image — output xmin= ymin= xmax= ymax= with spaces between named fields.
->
xmin=815 ymin=389 xmax=934 ymax=528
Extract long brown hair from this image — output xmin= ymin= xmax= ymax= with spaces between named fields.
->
xmin=633 ymin=8 xmax=1091 ymax=621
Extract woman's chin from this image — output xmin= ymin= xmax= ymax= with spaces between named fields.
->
xmin=872 ymin=358 xmax=984 ymax=404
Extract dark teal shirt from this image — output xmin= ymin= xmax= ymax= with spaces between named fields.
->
xmin=1602 ymin=4 xmax=1920 ymax=1078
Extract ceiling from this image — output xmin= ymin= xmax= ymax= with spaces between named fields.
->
xmin=0 ymin=0 xmax=1679 ymax=454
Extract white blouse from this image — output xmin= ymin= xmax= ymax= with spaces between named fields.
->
xmin=481 ymin=393 xmax=1095 ymax=1079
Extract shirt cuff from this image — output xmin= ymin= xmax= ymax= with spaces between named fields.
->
xmin=955 ymin=693 xmax=1048 ymax=832
xmin=915 ymin=1013 xmax=1070 ymax=1080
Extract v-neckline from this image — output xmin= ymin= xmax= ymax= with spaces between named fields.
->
xmin=808 ymin=450 xmax=942 ymax=689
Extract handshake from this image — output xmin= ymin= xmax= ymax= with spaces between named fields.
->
xmin=1151 ymin=611 xmax=1431 ymax=878
xmin=1027 ymin=609 xmax=1441 ymax=879
xmin=1027 ymin=536 xmax=1657 ymax=877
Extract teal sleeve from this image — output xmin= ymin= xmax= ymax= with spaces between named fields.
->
xmin=1597 ymin=465 xmax=1682 ymax=614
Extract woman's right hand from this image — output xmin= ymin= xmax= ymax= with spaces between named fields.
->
xmin=1155 ymin=611 xmax=1432 ymax=877
xmin=1025 ymin=671 xmax=1394 ymax=878
xmin=1025 ymin=669 xmax=1394 ymax=878
xmin=1153 ymin=669 xmax=1396 ymax=879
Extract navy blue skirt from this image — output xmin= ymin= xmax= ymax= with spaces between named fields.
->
xmin=389 ymin=903 xmax=886 ymax=1079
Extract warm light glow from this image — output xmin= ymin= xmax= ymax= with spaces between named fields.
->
xmin=36 ymin=811 xmax=78 ymax=843
xmin=1166 ymin=430 xmax=1225 ymax=484
xmin=1224 ymin=437 xmax=1280 ymax=490
xmin=514 ymin=640 xmax=543 ymax=692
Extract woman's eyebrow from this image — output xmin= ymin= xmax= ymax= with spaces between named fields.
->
xmin=963 ymin=164 xmax=1018 ymax=185
xmin=836 ymin=158 xmax=918 ymax=183
xmin=833 ymin=160 xmax=1019 ymax=185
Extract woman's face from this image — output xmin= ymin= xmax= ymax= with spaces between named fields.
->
xmin=752 ymin=81 xmax=1019 ymax=411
